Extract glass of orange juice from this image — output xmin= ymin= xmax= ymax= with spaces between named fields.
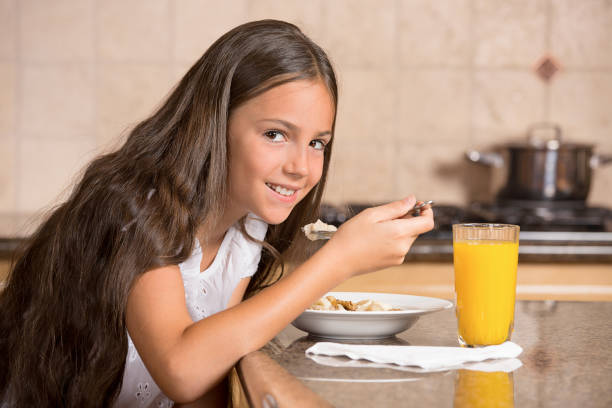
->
xmin=453 ymin=223 xmax=519 ymax=347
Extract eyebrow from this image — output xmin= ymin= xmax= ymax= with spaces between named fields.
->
xmin=258 ymin=118 xmax=332 ymax=139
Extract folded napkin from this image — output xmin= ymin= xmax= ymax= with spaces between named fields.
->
xmin=307 ymin=353 xmax=523 ymax=373
xmin=305 ymin=341 xmax=523 ymax=371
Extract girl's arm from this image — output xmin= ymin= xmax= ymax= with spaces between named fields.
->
xmin=126 ymin=198 xmax=433 ymax=403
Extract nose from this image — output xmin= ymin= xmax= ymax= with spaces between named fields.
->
xmin=283 ymin=143 xmax=308 ymax=178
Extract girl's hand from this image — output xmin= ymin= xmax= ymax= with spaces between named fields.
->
xmin=322 ymin=196 xmax=434 ymax=277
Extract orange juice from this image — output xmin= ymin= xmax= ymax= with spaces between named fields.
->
xmin=453 ymin=240 xmax=518 ymax=346
xmin=454 ymin=370 xmax=514 ymax=408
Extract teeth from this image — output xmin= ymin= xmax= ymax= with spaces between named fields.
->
xmin=266 ymin=183 xmax=296 ymax=197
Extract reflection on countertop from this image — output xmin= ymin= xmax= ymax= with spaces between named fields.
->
xmin=256 ymin=301 xmax=612 ymax=408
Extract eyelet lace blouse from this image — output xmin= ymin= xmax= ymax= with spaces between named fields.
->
xmin=114 ymin=215 xmax=268 ymax=407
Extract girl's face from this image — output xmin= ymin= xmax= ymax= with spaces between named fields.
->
xmin=227 ymin=79 xmax=334 ymax=225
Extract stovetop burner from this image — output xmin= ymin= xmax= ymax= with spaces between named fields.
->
xmin=320 ymin=201 xmax=612 ymax=232
xmin=467 ymin=201 xmax=611 ymax=232
xmin=319 ymin=201 xmax=612 ymax=261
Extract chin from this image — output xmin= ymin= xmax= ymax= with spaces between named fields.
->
xmin=260 ymin=213 xmax=292 ymax=226
xmin=255 ymin=207 xmax=295 ymax=226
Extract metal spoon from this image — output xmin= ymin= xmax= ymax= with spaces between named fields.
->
xmin=408 ymin=200 xmax=434 ymax=217
xmin=304 ymin=200 xmax=435 ymax=241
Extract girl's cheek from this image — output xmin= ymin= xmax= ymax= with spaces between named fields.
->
xmin=310 ymin=160 xmax=324 ymax=184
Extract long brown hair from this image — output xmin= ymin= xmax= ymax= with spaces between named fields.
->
xmin=0 ymin=20 xmax=337 ymax=407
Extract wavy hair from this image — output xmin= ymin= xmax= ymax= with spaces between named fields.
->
xmin=0 ymin=20 xmax=337 ymax=406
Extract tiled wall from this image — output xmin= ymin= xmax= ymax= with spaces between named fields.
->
xmin=1 ymin=0 xmax=611 ymax=214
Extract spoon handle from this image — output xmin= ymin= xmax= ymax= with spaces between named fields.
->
xmin=409 ymin=200 xmax=434 ymax=216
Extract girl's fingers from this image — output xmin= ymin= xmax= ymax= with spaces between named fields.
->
xmin=391 ymin=211 xmax=435 ymax=236
xmin=367 ymin=196 xmax=416 ymax=222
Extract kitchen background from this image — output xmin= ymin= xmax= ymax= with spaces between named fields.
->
xmin=0 ymin=0 xmax=611 ymax=215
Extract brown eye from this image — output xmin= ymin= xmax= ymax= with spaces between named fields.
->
xmin=264 ymin=130 xmax=285 ymax=142
xmin=310 ymin=139 xmax=326 ymax=151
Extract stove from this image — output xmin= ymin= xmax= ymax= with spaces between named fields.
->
xmin=320 ymin=201 xmax=612 ymax=262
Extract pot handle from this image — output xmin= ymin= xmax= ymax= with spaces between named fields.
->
xmin=590 ymin=154 xmax=612 ymax=168
xmin=465 ymin=150 xmax=504 ymax=167
xmin=527 ymin=123 xmax=562 ymax=149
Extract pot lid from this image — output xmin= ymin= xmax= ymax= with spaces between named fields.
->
xmin=502 ymin=123 xmax=594 ymax=150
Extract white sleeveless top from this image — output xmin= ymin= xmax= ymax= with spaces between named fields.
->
xmin=114 ymin=215 xmax=268 ymax=407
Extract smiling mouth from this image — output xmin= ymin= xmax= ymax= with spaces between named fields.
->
xmin=266 ymin=182 xmax=297 ymax=197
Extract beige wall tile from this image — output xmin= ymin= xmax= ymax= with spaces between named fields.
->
xmin=97 ymin=0 xmax=170 ymax=61
xmin=398 ymin=0 xmax=470 ymax=67
xmin=398 ymin=69 xmax=470 ymax=144
xmin=473 ymin=0 xmax=547 ymax=67
xmin=0 ymin=134 xmax=16 ymax=211
xmin=551 ymin=0 xmax=612 ymax=67
xmin=20 ymin=64 xmax=94 ymax=138
xmin=247 ymin=0 xmax=324 ymax=41
xmin=0 ymin=63 xmax=15 ymax=134
xmin=174 ymin=0 xmax=248 ymax=63
xmin=6 ymin=0 xmax=612 ymax=210
xmin=323 ymin=140 xmax=396 ymax=204
xmin=0 ymin=0 xmax=16 ymax=59
xmin=335 ymin=69 xmax=397 ymax=143
xmin=549 ymin=71 xmax=612 ymax=146
xmin=322 ymin=0 xmax=396 ymax=70
xmin=589 ymin=170 xmax=612 ymax=207
xmin=472 ymin=70 xmax=546 ymax=146
xmin=20 ymin=0 xmax=93 ymax=62
xmin=96 ymin=63 xmax=173 ymax=148
xmin=396 ymin=143 xmax=481 ymax=205
xmin=17 ymin=137 xmax=97 ymax=212
xmin=172 ymin=63 xmax=192 ymax=86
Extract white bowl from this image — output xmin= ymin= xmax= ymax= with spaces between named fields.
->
xmin=292 ymin=292 xmax=453 ymax=340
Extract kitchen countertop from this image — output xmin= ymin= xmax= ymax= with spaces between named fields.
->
xmin=238 ymin=300 xmax=612 ymax=407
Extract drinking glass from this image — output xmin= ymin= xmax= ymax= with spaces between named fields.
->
xmin=452 ymin=223 xmax=520 ymax=347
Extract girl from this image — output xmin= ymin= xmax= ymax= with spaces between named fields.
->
xmin=0 ymin=20 xmax=433 ymax=407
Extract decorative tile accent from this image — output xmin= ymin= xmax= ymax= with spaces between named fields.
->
xmin=4 ymin=0 xmax=612 ymax=212
xmin=535 ymin=55 xmax=561 ymax=82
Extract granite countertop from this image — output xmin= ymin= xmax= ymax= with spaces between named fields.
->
xmin=239 ymin=301 xmax=612 ymax=407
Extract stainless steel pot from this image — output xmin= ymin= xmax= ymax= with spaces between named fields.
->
xmin=467 ymin=124 xmax=612 ymax=201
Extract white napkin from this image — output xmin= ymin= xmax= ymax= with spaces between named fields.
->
xmin=307 ymin=353 xmax=523 ymax=373
xmin=305 ymin=341 xmax=523 ymax=371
